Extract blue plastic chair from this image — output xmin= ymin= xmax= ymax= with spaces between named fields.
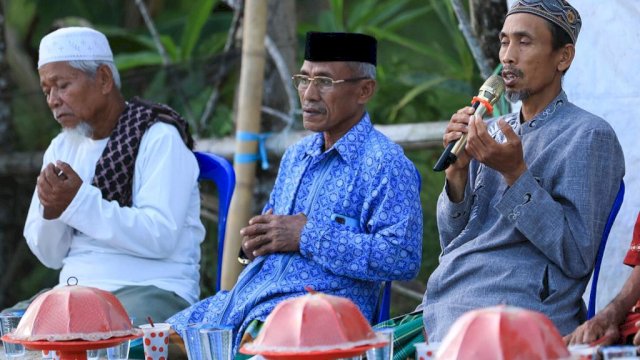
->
xmin=587 ymin=180 xmax=625 ymax=319
xmin=376 ymin=281 xmax=392 ymax=323
xmin=194 ymin=151 xmax=236 ymax=292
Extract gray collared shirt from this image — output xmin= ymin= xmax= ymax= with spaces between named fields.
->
xmin=423 ymin=91 xmax=625 ymax=341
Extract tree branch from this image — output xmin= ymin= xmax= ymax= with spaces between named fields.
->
xmin=134 ymin=0 xmax=170 ymax=66
xmin=134 ymin=0 xmax=196 ymax=120
xmin=450 ymin=0 xmax=493 ymax=79
xmin=264 ymin=35 xmax=297 ymax=129
xmin=198 ymin=5 xmax=243 ymax=132
xmin=261 ymin=105 xmax=292 ymax=126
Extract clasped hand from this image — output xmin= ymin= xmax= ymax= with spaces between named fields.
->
xmin=240 ymin=209 xmax=307 ymax=260
xmin=37 ymin=161 xmax=82 ymax=219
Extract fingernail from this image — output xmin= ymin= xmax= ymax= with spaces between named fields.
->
xmin=253 ymin=251 xmax=258 ymax=256
xmin=240 ymin=229 xmax=244 ymax=235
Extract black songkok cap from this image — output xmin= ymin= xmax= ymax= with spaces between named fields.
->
xmin=304 ymin=32 xmax=377 ymax=66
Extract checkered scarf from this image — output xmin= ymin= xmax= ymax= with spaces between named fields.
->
xmin=92 ymin=97 xmax=194 ymax=207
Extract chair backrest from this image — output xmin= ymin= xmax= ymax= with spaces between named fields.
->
xmin=587 ymin=179 xmax=625 ymax=319
xmin=375 ymin=281 xmax=392 ymax=324
xmin=194 ymin=151 xmax=236 ymax=292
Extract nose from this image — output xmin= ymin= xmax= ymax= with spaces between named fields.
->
xmin=47 ymin=88 xmax=61 ymax=109
xmin=500 ymin=42 xmax=516 ymax=65
xmin=301 ymin=81 xmax=321 ymax=101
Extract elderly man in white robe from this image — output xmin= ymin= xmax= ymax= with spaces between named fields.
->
xmin=6 ymin=27 xmax=205 ymax=325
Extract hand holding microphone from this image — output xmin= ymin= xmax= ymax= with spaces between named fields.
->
xmin=433 ymin=75 xmax=505 ymax=172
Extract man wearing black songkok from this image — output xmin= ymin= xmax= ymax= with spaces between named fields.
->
xmin=168 ymin=32 xmax=423 ymax=356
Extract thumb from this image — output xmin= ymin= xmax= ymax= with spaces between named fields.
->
xmin=498 ymin=119 xmax=518 ymax=142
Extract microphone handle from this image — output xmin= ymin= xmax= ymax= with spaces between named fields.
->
xmin=433 ymin=101 xmax=482 ymax=172
xmin=433 ymin=141 xmax=458 ymax=172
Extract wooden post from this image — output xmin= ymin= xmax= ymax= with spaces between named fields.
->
xmin=220 ymin=0 xmax=268 ymax=290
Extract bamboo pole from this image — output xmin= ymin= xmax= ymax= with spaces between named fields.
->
xmin=220 ymin=0 xmax=268 ymax=290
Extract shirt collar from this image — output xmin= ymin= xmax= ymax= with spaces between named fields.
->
xmin=304 ymin=112 xmax=373 ymax=163
xmin=517 ymin=90 xmax=567 ymax=132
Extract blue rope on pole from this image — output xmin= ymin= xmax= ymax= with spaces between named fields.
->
xmin=234 ymin=131 xmax=272 ymax=170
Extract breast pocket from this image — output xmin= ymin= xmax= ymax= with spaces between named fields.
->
xmin=468 ymin=170 xmax=490 ymax=225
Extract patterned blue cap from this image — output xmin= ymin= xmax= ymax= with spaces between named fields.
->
xmin=507 ymin=0 xmax=581 ymax=44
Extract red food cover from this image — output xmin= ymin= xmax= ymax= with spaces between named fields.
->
xmin=12 ymin=285 xmax=138 ymax=342
xmin=437 ymin=305 xmax=570 ymax=360
xmin=242 ymin=292 xmax=384 ymax=355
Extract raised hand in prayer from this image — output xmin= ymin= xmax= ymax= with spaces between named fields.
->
xmin=240 ymin=209 xmax=307 ymax=259
xmin=465 ymin=116 xmax=527 ymax=185
xmin=37 ymin=161 xmax=82 ymax=219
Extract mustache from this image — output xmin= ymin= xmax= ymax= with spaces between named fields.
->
xmin=302 ymin=103 xmax=326 ymax=113
xmin=501 ymin=66 xmax=524 ymax=78
xmin=54 ymin=112 xmax=69 ymax=121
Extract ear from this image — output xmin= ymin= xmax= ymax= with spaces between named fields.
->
xmin=557 ymin=43 xmax=575 ymax=73
xmin=96 ymin=64 xmax=115 ymax=94
xmin=357 ymin=79 xmax=376 ymax=104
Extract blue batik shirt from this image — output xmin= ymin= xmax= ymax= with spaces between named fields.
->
xmin=168 ymin=113 xmax=423 ymax=353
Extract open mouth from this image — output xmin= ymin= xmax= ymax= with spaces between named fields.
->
xmin=501 ymin=69 xmax=521 ymax=87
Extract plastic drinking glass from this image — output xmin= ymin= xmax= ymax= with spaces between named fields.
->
xmin=568 ymin=344 xmax=597 ymax=360
xmin=139 ymin=323 xmax=171 ymax=360
xmin=414 ymin=342 xmax=440 ymax=360
xmin=87 ymin=348 xmax=105 ymax=359
xmin=366 ymin=328 xmax=394 ymax=360
xmin=182 ymin=323 xmax=214 ymax=360
xmin=199 ymin=327 xmax=233 ymax=360
xmin=42 ymin=349 xmax=60 ymax=359
xmin=105 ymin=317 xmax=134 ymax=360
xmin=601 ymin=346 xmax=637 ymax=360
xmin=106 ymin=339 xmax=130 ymax=360
xmin=0 ymin=312 xmax=26 ymax=358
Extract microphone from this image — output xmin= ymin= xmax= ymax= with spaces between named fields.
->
xmin=433 ymin=75 xmax=505 ymax=172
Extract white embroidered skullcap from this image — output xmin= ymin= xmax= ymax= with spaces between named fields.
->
xmin=38 ymin=27 xmax=113 ymax=68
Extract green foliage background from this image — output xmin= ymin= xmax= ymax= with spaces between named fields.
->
xmin=4 ymin=0 xmax=486 ymax=315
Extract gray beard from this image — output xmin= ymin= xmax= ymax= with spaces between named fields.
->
xmin=63 ymin=122 xmax=94 ymax=143
xmin=505 ymin=89 xmax=531 ymax=103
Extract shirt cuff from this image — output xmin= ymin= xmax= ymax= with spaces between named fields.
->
xmin=299 ymin=219 xmax=330 ymax=259
xmin=438 ymin=180 xmax=472 ymax=231
xmin=59 ymin=182 xmax=96 ymax=224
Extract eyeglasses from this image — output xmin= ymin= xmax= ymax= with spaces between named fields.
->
xmin=291 ymin=74 xmax=369 ymax=92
